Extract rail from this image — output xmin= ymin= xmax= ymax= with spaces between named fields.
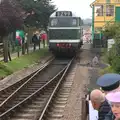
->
xmin=0 ymin=56 xmax=54 ymax=105
xmin=38 ymin=57 xmax=74 ymax=120
xmin=0 ymin=58 xmax=71 ymax=120
xmin=0 ymin=58 xmax=54 ymax=109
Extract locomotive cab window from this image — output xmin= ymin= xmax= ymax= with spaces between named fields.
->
xmin=49 ymin=17 xmax=79 ymax=27
xmin=72 ymin=19 xmax=77 ymax=25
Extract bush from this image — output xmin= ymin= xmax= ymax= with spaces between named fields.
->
xmin=100 ymin=66 xmax=114 ymax=75
xmin=111 ymin=56 xmax=120 ymax=73
xmin=102 ymin=23 xmax=120 ymax=73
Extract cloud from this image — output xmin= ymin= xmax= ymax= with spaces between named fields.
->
xmin=52 ymin=0 xmax=93 ymax=19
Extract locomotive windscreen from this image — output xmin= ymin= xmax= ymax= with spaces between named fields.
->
xmin=49 ymin=29 xmax=80 ymax=39
xmin=50 ymin=17 xmax=79 ymax=27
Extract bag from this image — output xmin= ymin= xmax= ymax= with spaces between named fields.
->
xmin=16 ymin=36 xmax=22 ymax=46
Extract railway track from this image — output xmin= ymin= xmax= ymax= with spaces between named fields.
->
xmin=0 ymin=57 xmax=54 ymax=106
xmin=39 ymin=63 xmax=76 ymax=120
xmin=0 ymin=58 xmax=73 ymax=120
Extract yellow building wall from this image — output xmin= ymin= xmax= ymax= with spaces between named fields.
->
xmin=94 ymin=22 xmax=105 ymax=27
xmin=94 ymin=21 xmax=115 ymax=28
xmin=93 ymin=0 xmax=120 ymax=28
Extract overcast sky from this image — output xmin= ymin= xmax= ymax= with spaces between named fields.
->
xmin=52 ymin=0 xmax=94 ymax=19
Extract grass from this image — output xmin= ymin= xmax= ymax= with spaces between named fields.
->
xmin=0 ymin=48 xmax=49 ymax=78
xmin=99 ymin=66 xmax=114 ymax=75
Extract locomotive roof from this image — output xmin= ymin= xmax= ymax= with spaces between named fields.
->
xmin=50 ymin=11 xmax=80 ymax=18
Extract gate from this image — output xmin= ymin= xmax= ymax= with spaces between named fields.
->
xmin=93 ymin=33 xmax=107 ymax=48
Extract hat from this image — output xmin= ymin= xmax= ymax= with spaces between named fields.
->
xmin=96 ymin=73 xmax=120 ymax=91
xmin=106 ymin=92 xmax=120 ymax=102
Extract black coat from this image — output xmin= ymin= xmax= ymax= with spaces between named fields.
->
xmin=98 ymin=99 xmax=114 ymax=120
xmin=32 ymin=34 xmax=39 ymax=43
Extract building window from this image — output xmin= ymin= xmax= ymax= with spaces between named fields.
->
xmin=106 ymin=5 xmax=114 ymax=16
xmin=115 ymin=0 xmax=120 ymax=3
xmin=95 ymin=5 xmax=104 ymax=16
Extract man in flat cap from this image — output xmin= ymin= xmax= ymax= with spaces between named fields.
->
xmin=96 ymin=73 xmax=120 ymax=120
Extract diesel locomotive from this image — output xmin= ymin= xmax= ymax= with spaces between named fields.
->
xmin=48 ymin=10 xmax=83 ymax=56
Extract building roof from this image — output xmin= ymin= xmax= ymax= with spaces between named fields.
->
xmin=90 ymin=0 xmax=100 ymax=7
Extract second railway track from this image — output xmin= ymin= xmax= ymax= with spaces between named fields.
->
xmin=0 ymin=57 xmax=73 ymax=120
xmin=0 ymin=57 xmax=54 ymax=106
xmin=0 ymin=57 xmax=54 ymax=105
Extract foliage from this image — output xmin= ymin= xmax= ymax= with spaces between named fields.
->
xmin=102 ymin=23 xmax=120 ymax=39
xmin=0 ymin=48 xmax=49 ymax=78
xmin=0 ymin=0 xmax=56 ymax=36
xmin=0 ymin=0 xmax=24 ymax=37
xmin=18 ymin=0 xmax=56 ymax=29
xmin=102 ymin=22 xmax=120 ymax=73
xmin=111 ymin=56 xmax=120 ymax=73
xmin=100 ymin=66 xmax=114 ymax=75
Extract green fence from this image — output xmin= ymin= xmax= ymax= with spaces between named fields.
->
xmin=93 ymin=33 xmax=107 ymax=48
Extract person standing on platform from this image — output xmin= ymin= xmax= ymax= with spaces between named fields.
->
xmin=32 ymin=31 xmax=40 ymax=51
xmin=90 ymin=89 xmax=113 ymax=120
xmin=96 ymin=73 xmax=120 ymax=120
xmin=96 ymin=73 xmax=120 ymax=94
xmin=106 ymin=92 xmax=120 ymax=120
xmin=40 ymin=30 xmax=47 ymax=48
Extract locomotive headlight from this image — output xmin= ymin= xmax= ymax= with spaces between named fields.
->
xmin=51 ymin=19 xmax=58 ymax=26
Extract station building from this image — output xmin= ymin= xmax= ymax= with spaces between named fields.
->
xmin=90 ymin=0 xmax=120 ymax=42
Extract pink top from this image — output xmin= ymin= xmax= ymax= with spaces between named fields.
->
xmin=41 ymin=33 xmax=47 ymax=40
xmin=106 ymin=92 xmax=120 ymax=102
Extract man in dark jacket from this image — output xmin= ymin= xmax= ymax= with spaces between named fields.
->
xmin=90 ymin=89 xmax=113 ymax=120
xmin=32 ymin=31 xmax=40 ymax=51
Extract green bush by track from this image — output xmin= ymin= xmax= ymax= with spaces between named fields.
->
xmin=0 ymin=48 xmax=49 ymax=78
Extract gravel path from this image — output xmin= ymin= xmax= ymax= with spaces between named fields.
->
xmin=62 ymin=44 xmax=107 ymax=120
xmin=0 ymin=54 xmax=53 ymax=91
xmin=62 ymin=49 xmax=92 ymax=120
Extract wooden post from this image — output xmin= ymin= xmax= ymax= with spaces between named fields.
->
xmin=27 ymin=27 xmax=30 ymax=54
xmin=17 ymin=46 xmax=20 ymax=57
xmin=12 ymin=31 xmax=16 ymax=52
xmin=81 ymin=97 xmax=88 ymax=120
xmin=3 ymin=36 xmax=8 ymax=62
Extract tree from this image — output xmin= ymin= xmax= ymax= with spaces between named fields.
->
xmin=16 ymin=0 xmax=56 ymax=54
xmin=0 ymin=0 xmax=25 ymax=62
xmin=18 ymin=0 xmax=56 ymax=29
xmin=102 ymin=23 xmax=120 ymax=39
xmin=0 ymin=0 xmax=24 ymax=37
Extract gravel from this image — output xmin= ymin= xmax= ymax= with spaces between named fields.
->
xmin=62 ymin=44 xmax=106 ymax=120
xmin=62 ymin=49 xmax=92 ymax=120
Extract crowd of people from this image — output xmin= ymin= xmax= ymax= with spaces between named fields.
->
xmin=32 ymin=30 xmax=48 ymax=51
xmin=90 ymin=73 xmax=120 ymax=120
xmin=16 ymin=29 xmax=48 ymax=52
